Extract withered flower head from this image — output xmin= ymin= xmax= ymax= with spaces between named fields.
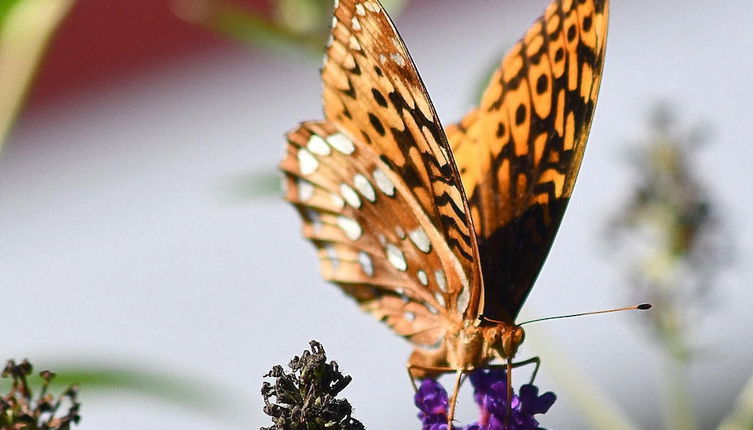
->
xmin=1 ymin=359 xmax=80 ymax=430
xmin=261 ymin=341 xmax=364 ymax=430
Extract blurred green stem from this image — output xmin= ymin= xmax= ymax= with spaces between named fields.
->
xmin=717 ymin=369 xmax=753 ymax=430
xmin=172 ymin=0 xmax=323 ymax=56
xmin=659 ymin=353 xmax=696 ymax=430
xmin=0 ymin=0 xmax=76 ymax=149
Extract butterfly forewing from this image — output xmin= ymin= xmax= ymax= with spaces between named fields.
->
xmin=281 ymin=121 xmax=472 ymax=349
xmin=321 ymin=0 xmax=482 ymax=315
xmin=446 ymin=0 xmax=609 ymax=323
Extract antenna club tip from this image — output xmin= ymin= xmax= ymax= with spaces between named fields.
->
xmin=637 ymin=303 xmax=652 ymax=310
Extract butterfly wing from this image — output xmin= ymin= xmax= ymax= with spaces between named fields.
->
xmin=280 ymin=0 xmax=485 ymax=346
xmin=446 ymin=0 xmax=610 ymax=322
xmin=321 ymin=0 xmax=484 ymax=317
xmin=281 ymin=122 xmax=470 ymax=349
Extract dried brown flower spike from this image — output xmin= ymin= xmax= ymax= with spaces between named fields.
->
xmin=1 ymin=359 xmax=80 ymax=430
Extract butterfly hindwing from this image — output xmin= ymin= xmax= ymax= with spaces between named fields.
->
xmin=446 ymin=0 xmax=609 ymax=322
xmin=281 ymin=121 xmax=471 ymax=349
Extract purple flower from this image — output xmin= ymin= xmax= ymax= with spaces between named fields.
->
xmin=415 ymin=379 xmax=453 ymax=430
xmin=414 ymin=369 xmax=556 ymax=430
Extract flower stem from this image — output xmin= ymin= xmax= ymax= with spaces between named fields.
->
xmin=659 ymin=353 xmax=696 ymax=430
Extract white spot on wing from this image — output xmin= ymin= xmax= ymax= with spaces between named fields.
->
xmin=434 ymin=269 xmax=447 ymax=291
xmin=457 ymin=286 xmax=470 ymax=314
xmin=330 ymin=193 xmax=345 ymax=209
xmin=307 ymin=134 xmax=331 ymax=155
xmin=390 ymin=52 xmax=406 ymax=66
xmin=297 ymin=179 xmax=314 ymax=201
xmin=358 ymin=251 xmax=374 ymax=276
xmin=372 ymin=168 xmax=395 ymax=196
xmin=408 ymin=227 xmax=431 ymax=253
xmin=355 ymin=3 xmax=366 ymax=16
xmin=327 ymin=133 xmax=355 ymax=154
xmin=386 ymin=243 xmax=407 ymax=271
xmin=417 ymin=270 xmax=428 ymax=286
xmin=297 ymin=148 xmax=319 ymax=175
xmin=404 ymin=311 xmax=415 ymax=322
xmin=436 ymin=293 xmax=446 ymax=308
xmin=337 ymin=216 xmax=362 ymax=240
xmin=353 ymin=174 xmax=376 ymax=202
xmin=395 ymin=226 xmax=406 ymax=239
xmin=349 ymin=36 xmax=362 ymax=51
xmin=351 ymin=16 xmax=361 ymax=31
xmin=340 ymin=183 xmax=361 ymax=208
xmin=324 ymin=243 xmax=339 ymax=271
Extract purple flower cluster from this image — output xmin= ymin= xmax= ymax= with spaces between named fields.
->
xmin=414 ymin=368 xmax=555 ymax=430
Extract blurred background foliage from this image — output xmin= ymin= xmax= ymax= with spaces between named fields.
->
xmin=1 ymin=0 xmax=751 ymax=429
xmin=0 ymin=0 xmax=76 ymax=147
xmin=604 ymin=103 xmax=736 ymax=430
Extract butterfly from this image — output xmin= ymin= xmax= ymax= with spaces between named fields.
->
xmin=280 ymin=0 xmax=609 ymax=422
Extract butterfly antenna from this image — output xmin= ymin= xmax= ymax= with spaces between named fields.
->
xmin=518 ymin=303 xmax=652 ymax=326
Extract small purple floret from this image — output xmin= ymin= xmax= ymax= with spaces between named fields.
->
xmin=414 ymin=368 xmax=556 ymax=430
xmin=415 ymin=379 xmax=451 ymax=430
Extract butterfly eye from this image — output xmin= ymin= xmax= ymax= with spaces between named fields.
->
xmin=502 ymin=326 xmax=526 ymax=358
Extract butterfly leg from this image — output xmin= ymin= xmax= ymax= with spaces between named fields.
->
xmin=406 ymin=366 xmax=419 ymax=392
xmin=517 ymin=356 xmax=541 ymax=384
xmin=447 ymin=369 xmax=464 ymax=428
xmin=406 ymin=363 xmax=467 ymax=427
xmin=485 ymin=356 xmax=541 ymax=384
xmin=406 ymin=363 xmax=456 ymax=392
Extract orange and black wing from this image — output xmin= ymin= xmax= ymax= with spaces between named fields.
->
xmin=446 ymin=0 xmax=610 ymax=322
xmin=281 ymin=0 xmax=481 ymax=349
xmin=281 ymin=122 xmax=470 ymax=349
xmin=321 ymin=0 xmax=481 ymax=300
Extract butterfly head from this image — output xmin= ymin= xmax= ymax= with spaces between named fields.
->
xmin=481 ymin=322 xmax=525 ymax=360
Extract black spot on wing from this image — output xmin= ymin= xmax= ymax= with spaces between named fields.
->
xmin=372 ymin=89 xmax=388 ymax=107
xmin=369 ymin=113 xmax=386 ymax=136
xmin=536 ymin=75 xmax=549 ymax=94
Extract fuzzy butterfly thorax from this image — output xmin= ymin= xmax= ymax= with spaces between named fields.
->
xmin=281 ymin=0 xmax=608 ymax=423
xmin=408 ymin=320 xmax=526 ymax=379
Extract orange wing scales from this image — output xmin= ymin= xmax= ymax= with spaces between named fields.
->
xmin=281 ymin=0 xmax=608 ymax=374
xmin=447 ymin=0 xmax=609 ymax=322
xmin=281 ymin=122 xmax=471 ymax=349
xmin=321 ymin=0 xmax=481 ymax=302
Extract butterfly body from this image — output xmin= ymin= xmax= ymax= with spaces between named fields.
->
xmin=408 ymin=321 xmax=524 ymax=379
xmin=281 ymin=0 xmax=609 ymax=418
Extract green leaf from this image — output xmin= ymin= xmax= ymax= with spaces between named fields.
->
xmin=172 ymin=0 xmax=324 ymax=56
xmin=172 ymin=0 xmax=409 ymax=56
xmin=0 ymin=0 xmax=77 ymax=149
xmin=30 ymin=363 xmax=238 ymax=420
